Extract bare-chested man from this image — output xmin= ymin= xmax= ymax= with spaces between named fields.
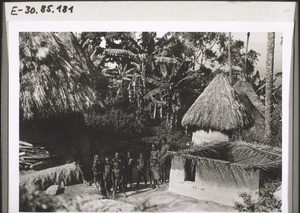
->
xmin=103 ymin=157 xmax=113 ymax=196
xmin=112 ymin=152 xmax=127 ymax=198
xmin=150 ymin=144 xmax=160 ymax=188
xmin=92 ymin=154 xmax=104 ymax=193
xmin=124 ymin=152 xmax=134 ymax=189
xmin=160 ymin=137 xmax=170 ymax=183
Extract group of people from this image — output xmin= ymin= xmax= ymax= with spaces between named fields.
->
xmin=74 ymin=137 xmax=170 ymax=198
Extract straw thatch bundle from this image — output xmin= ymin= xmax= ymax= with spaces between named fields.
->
xmin=181 ymin=74 xmax=253 ymax=132
xmin=19 ymin=32 xmax=104 ymax=119
xmin=234 ymin=80 xmax=265 ymax=118
xmin=166 ymin=141 xmax=281 ymax=187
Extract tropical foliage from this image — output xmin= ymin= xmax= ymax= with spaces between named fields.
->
xmin=19 ymin=31 xmax=282 ymax=149
xmin=77 ymin=32 xmax=264 ymax=129
xmin=234 ymin=179 xmax=282 ymax=212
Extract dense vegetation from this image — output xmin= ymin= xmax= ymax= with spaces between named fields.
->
xmin=234 ymin=179 xmax=282 ymax=212
xmin=20 ymin=32 xmax=282 ymax=154
xmin=78 ymin=32 xmax=281 ymax=149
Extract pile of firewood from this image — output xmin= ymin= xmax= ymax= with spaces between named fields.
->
xmin=19 ymin=141 xmax=55 ymax=171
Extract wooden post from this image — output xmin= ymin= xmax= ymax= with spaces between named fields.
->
xmin=265 ymin=32 xmax=275 ymax=144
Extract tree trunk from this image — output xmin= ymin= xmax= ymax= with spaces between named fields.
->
xmin=244 ymin=32 xmax=250 ymax=78
xmin=265 ymin=32 xmax=275 ymax=144
xmin=228 ymin=32 xmax=232 ymax=84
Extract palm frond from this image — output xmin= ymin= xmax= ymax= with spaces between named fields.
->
xmin=144 ymin=88 xmax=161 ymax=100
xmin=154 ymin=56 xmax=181 ymax=66
xmin=103 ymin=49 xmax=138 ymax=61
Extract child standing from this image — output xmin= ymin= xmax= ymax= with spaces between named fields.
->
xmin=92 ymin=154 xmax=104 ymax=193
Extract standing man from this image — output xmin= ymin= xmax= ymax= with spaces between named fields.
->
xmin=150 ymin=144 xmax=160 ymax=188
xmin=124 ymin=152 xmax=134 ymax=189
xmin=103 ymin=156 xmax=113 ymax=196
xmin=160 ymin=137 xmax=169 ymax=183
xmin=92 ymin=154 xmax=104 ymax=194
xmin=136 ymin=153 xmax=147 ymax=188
xmin=112 ymin=153 xmax=127 ymax=198
xmin=113 ymin=152 xmax=122 ymax=166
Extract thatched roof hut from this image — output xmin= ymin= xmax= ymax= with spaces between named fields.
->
xmin=166 ymin=141 xmax=281 ymax=206
xmin=181 ymin=74 xmax=253 ymax=133
xmin=19 ymin=32 xmax=105 ymax=120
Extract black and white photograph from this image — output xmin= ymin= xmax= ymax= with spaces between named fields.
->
xmin=2 ymin=2 xmax=297 ymax=213
xmin=17 ymin=31 xmax=283 ymax=212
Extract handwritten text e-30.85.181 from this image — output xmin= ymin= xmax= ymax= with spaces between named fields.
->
xmin=11 ymin=5 xmax=74 ymax=15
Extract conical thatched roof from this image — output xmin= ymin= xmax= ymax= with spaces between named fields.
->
xmin=181 ymin=74 xmax=253 ymax=132
xmin=19 ymin=32 xmax=105 ymax=120
xmin=233 ymin=80 xmax=265 ymax=118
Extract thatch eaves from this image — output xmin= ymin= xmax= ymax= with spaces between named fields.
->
xmin=165 ymin=141 xmax=281 ymax=186
xmin=19 ymin=32 xmax=105 ymax=120
xmin=181 ymin=74 xmax=253 ymax=132
xmin=165 ymin=141 xmax=281 ymax=165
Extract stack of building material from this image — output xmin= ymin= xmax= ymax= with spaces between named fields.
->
xmin=19 ymin=141 xmax=54 ymax=170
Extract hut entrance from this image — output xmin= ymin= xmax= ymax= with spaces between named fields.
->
xmin=184 ymin=159 xmax=196 ymax=182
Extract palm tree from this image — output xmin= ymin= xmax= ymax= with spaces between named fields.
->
xmin=265 ymin=32 xmax=275 ymax=144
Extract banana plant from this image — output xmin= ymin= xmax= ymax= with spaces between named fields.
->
xmin=144 ymin=56 xmax=191 ymax=129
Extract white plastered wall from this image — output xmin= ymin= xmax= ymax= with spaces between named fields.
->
xmin=168 ymin=156 xmax=260 ymax=206
xmin=192 ymin=129 xmax=229 ymax=145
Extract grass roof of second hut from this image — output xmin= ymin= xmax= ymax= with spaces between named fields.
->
xmin=233 ymin=80 xmax=265 ymax=118
xmin=181 ymin=74 xmax=254 ymax=132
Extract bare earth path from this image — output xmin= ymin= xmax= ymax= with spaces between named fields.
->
xmin=53 ymin=183 xmax=234 ymax=212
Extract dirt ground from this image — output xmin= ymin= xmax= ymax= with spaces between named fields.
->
xmin=52 ymin=182 xmax=234 ymax=212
